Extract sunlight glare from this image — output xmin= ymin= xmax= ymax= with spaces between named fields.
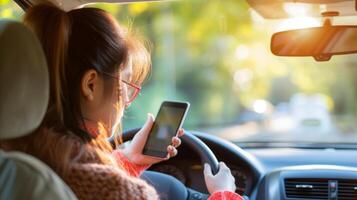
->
xmin=283 ymin=3 xmax=312 ymax=17
xmin=275 ymin=17 xmax=320 ymax=32
xmin=234 ymin=69 xmax=253 ymax=91
xmin=235 ymin=45 xmax=250 ymax=60
xmin=253 ymin=99 xmax=270 ymax=114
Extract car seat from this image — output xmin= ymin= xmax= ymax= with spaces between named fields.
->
xmin=0 ymin=20 xmax=76 ymax=200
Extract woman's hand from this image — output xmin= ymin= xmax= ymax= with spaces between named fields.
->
xmin=122 ymin=113 xmax=184 ymax=166
xmin=204 ymin=162 xmax=237 ymax=194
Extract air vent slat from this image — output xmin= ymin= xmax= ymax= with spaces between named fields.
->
xmin=287 ymin=196 xmax=326 ymax=199
xmin=339 ymin=183 xmax=357 ymax=186
xmin=286 ymin=189 xmax=328 ymax=191
xmin=285 ymin=179 xmax=328 ymax=199
xmin=337 ymin=197 xmax=357 ymax=200
xmin=338 ymin=190 xmax=357 ymax=192
xmin=338 ymin=180 xmax=357 ymax=200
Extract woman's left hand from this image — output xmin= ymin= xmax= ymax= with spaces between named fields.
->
xmin=122 ymin=113 xmax=184 ymax=166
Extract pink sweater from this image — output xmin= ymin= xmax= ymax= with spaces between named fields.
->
xmin=113 ymin=150 xmax=243 ymax=200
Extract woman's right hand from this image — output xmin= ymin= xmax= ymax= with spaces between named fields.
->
xmin=204 ymin=162 xmax=236 ymax=194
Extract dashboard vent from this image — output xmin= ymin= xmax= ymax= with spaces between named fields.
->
xmin=285 ymin=178 xmax=328 ymax=199
xmin=338 ymin=180 xmax=357 ymax=200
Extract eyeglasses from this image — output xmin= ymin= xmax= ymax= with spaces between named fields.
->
xmin=100 ymin=71 xmax=141 ymax=105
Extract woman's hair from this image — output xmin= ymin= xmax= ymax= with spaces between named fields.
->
xmin=2 ymin=3 xmax=151 ymax=176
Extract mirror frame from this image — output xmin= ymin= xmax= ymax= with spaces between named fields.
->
xmin=271 ymin=25 xmax=357 ymax=61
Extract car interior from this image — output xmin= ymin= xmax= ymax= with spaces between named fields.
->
xmin=2 ymin=0 xmax=357 ymax=200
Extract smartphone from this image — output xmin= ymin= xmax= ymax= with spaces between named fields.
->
xmin=143 ymin=101 xmax=190 ymax=158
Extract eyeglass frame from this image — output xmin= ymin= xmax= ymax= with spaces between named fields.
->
xmin=99 ymin=70 xmax=141 ymax=105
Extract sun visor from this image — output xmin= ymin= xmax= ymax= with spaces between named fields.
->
xmin=247 ymin=0 xmax=357 ymax=19
xmin=20 ymin=0 xmax=173 ymax=11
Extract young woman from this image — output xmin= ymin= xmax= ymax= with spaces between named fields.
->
xmin=3 ymin=3 xmax=242 ymax=200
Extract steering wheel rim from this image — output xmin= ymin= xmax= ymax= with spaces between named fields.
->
xmin=108 ymin=128 xmax=220 ymax=199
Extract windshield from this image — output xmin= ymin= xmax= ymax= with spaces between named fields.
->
xmin=3 ymin=0 xmax=357 ymax=144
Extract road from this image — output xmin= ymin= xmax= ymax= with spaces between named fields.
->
xmin=202 ymin=120 xmax=357 ymax=143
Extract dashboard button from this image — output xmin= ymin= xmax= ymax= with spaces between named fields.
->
xmin=330 ymin=181 xmax=337 ymax=192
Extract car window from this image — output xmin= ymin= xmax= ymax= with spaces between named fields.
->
xmin=2 ymin=0 xmax=357 ymax=144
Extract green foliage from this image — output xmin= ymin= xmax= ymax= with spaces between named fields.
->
xmin=0 ymin=0 xmax=23 ymax=19
xmin=0 ymin=0 xmax=10 ymax=6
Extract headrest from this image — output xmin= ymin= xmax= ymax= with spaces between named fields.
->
xmin=0 ymin=20 xmax=49 ymax=139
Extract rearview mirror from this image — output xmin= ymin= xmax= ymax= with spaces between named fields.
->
xmin=271 ymin=26 xmax=357 ymax=61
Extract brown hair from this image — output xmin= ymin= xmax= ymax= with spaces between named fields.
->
xmin=2 ymin=3 xmax=151 ymax=177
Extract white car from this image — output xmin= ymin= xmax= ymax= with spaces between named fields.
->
xmin=290 ymin=93 xmax=333 ymax=134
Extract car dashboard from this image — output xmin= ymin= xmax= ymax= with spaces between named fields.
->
xmin=249 ymin=147 xmax=357 ymax=200
xmin=148 ymin=132 xmax=357 ymax=200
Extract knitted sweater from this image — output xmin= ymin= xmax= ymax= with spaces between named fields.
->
xmin=64 ymin=149 xmax=243 ymax=200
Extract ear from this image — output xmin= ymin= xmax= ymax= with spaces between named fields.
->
xmin=81 ymin=69 xmax=99 ymax=101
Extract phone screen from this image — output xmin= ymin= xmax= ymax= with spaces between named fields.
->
xmin=143 ymin=101 xmax=189 ymax=158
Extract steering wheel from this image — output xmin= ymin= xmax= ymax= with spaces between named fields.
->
xmin=109 ymin=128 xmax=220 ymax=200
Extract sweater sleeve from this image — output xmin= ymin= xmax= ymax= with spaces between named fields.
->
xmin=112 ymin=150 xmax=151 ymax=177
xmin=66 ymin=163 xmax=159 ymax=200
xmin=208 ymin=191 xmax=244 ymax=200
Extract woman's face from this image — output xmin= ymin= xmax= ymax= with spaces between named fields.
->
xmin=80 ymin=61 xmax=133 ymax=135
xmin=104 ymin=63 xmax=133 ymax=133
